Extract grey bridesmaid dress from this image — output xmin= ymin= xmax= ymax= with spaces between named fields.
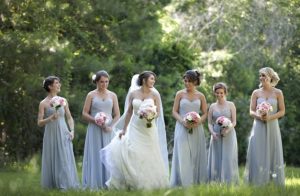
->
xmin=245 ymin=97 xmax=285 ymax=185
xmin=170 ymin=98 xmax=207 ymax=187
xmin=82 ymin=97 xmax=114 ymax=189
xmin=41 ymin=106 xmax=79 ymax=189
xmin=207 ymin=105 xmax=239 ymax=184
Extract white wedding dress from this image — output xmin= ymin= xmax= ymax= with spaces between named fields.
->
xmin=100 ymin=98 xmax=169 ymax=190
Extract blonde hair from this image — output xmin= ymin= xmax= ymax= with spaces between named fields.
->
xmin=259 ymin=67 xmax=280 ymax=87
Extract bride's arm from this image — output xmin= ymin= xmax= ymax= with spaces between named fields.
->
xmin=119 ymin=94 xmax=133 ymax=138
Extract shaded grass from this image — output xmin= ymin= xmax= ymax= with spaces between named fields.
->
xmin=1 ymin=166 xmax=300 ymax=195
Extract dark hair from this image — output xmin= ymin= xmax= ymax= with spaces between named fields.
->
xmin=43 ymin=76 xmax=60 ymax=92
xmin=137 ymin=71 xmax=156 ymax=86
xmin=183 ymin=70 xmax=201 ymax=85
xmin=213 ymin=82 xmax=228 ymax=94
xmin=92 ymin=70 xmax=109 ymax=84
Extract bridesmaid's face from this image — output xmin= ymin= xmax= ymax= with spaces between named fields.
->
xmin=49 ymin=79 xmax=61 ymax=93
xmin=259 ymin=73 xmax=270 ymax=84
xmin=145 ymin=74 xmax=155 ymax=88
xmin=183 ymin=78 xmax=195 ymax=90
xmin=214 ymin=88 xmax=226 ymax=100
xmin=97 ymin=76 xmax=109 ymax=90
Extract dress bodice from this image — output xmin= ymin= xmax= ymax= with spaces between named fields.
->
xmin=90 ymin=97 xmax=113 ymax=117
xmin=179 ymin=98 xmax=201 ymax=116
xmin=44 ymin=106 xmax=65 ymax=119
xmin=257 ymin=97 xmax=278 ymax=114
xmin=212 ymin=106 xmax=232 ymax=123
xmin=132 ymin=98 xmax=155 ymax=115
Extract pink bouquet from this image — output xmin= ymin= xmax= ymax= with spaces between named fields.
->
xmin=95 ymin=112 xmax=110 ymax=127
xmin=138 ymin=105 xmax=157 ymax=128
xmin=216 ymin=116 xmax=233 ymax=129
xmin=50 ymin=96 xmax=66 ymax=111
xmin=184 ymin=111 xmax=201 ymax=134
xmin=216 ymin=116 xmax=233 ymax=137
xmin=256 ymin=101 xmax=273 ymax=116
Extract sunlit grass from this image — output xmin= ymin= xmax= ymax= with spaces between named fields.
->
xmin=1 ymin=162 xmax=300 ymax=195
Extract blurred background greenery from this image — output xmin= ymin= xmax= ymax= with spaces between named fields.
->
xmin=0 ymin=0 xmax=299 ymax=169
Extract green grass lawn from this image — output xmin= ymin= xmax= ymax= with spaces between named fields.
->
xmin=1 ymin=164 xmax=300 ymax=196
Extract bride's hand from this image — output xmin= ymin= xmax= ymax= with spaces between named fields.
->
xmin=119 ymin=130 xmax=125 ymax=139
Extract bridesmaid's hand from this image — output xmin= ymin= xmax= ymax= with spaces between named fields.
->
xmin=50 ymin=112 xmax=58 ymax=121
xmin=104 ymin=126 xmax=112 ymax=132
xmin=260 ymin=114 xmax=270 ymax=121
xmin=69 ymin=131 xmax=74 ymax=140
xmin=221 ymin=127 xmax=230 ymax=137
xmin=211 ymin=132 xmax=219 ymax=140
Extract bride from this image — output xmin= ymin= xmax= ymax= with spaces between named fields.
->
xmin=100 ymin=71 xmax=169 ymax=190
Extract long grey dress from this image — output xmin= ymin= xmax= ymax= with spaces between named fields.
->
xmin=245 ymin=97 xmax=285 ymax=185
xmin=170 ymin=98 xmax=207 ymax=187
xmin=82 ymin=97 xmax=114 ymax=189
xmin=41 ymin=106 xmax=79 ymax=189
xmin=207 ymin=105 xmax=239 ymax=184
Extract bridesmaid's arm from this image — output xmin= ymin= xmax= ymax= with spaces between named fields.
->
xmin=37 ymin=101 xmax=57 ymax=127
xmin=208 ymin=104 xmax=218 ymax=140
xmin=249 ymin=90 xmax=261 ymax=120
xmin=82 ymin=92 xmax=95 ymax=123
xmin=230 ymin=101 xmax=237 ymax=127
xmin=65 ymin=100 xmax=75 ymax=139
xmin=172 ymin=91 xmax=184 ymax=124
xmin=111 ymin=92 xmax=121 ymax=126
xmin=199 ymin=93 xmax=208 ymax=124
xmin=267 ymin=89 xmax=285 ymax=121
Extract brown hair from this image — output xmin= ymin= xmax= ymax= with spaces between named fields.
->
xmin=43 ymin=76 xmax=60 ymax=92
xmin=137 ymin=71 xmax=156 ymax=86
xmin=183 ymin=70 xmax=201 ymax=86
xmin=92 ymin=70 xmax=109 ymax=84
xmin=213 ymin=82 xmax=228 ymax=94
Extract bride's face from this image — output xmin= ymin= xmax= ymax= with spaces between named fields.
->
xmin=145 ymin=74 xmax=155 ymax=88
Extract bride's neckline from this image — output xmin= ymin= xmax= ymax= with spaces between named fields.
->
xmin=133 ymin=98 xmax=154 ymax=102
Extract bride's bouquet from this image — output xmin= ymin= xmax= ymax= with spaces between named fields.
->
xmin=95 ymin=112 xmax=110 ymax=127
xmin=216 ymin=116 xmax=233 ymax=137
xmin=138 ymin=104 xmax=157 ymax=128
xmin=256 ymin=101 xmax=273 ymax=116
xmin=50 ymin=96 xmax=66 ymax=111
xmin=183 ymin=111 xmax=201 ymax=134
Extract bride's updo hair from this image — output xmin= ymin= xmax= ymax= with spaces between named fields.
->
xmin=92 ymin=70 xmax=109 ymax=84
xmin=43 ymin=76 xmax=60 ymax=92
xmin=259 ymin=67 xmax=280 ymax=87
xmin=137 ymin=71 xmax=156 ymax=86
xmin=213 ymin=82 xmax=228 ymax=94
xmin=183 ymin=70 xmax=201 ymax=86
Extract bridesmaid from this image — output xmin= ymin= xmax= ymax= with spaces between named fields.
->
xmin=207 ymin=82 xmax=239 ymax=184
xmin=82 ymin=70 xmax=120 ymax=190
xmin=245 ymin=67 xmax=285 ymax=185
xmin=37 ymin=76 xmax=79 ymax=190
xmin=170 ymin=70 xmax=208 ymax=187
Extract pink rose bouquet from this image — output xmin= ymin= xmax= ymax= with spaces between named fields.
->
xmin=184 ymin=111 xmax=201 ymax=134
xmin=50 ymin=96 xmax=66 ymax=111
xmin=138 ymin=105 xmax=157 ymax=128
xmin=256 ymin=101 xmax=273 ymax=116
xmin=216 ymin=116 xmax=233 ymax=137
xmin=95 ymin=112 xmax=110 ymax=127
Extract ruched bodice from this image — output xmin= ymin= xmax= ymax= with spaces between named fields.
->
xmin=179 ymin=98 xmax=201 ymax=117
xmin=90 ymin=97 xmax=113 ymax=118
